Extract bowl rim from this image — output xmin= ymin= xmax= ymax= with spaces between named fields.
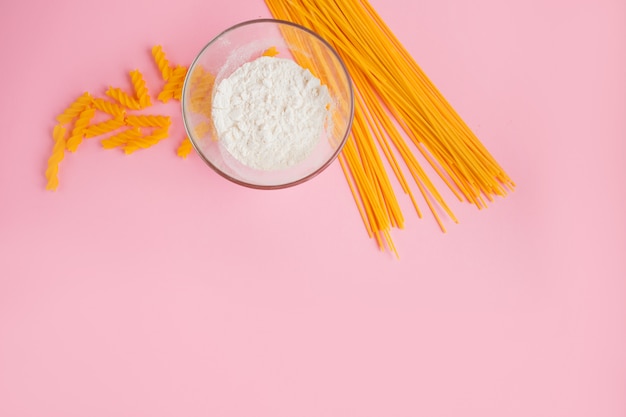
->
xmin=181 ymin=18 xmax=355 ymax=190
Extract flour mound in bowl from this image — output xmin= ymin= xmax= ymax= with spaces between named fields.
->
xmin=211 ymin=56 xmax=330 ymax=171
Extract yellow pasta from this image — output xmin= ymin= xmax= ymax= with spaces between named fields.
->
xmin=124 ymin=115 xmax=171 ymax=128
xmin=129 ymin=69 xmax=151 ymax=108
xmin=176 ymin=136 xmax=193 ymax=159
xmin=262 ymin=46 xmax=279 ymax=57
xmin=188 ymin=67 xmax=215 ymax=116
xmin=45 ymin=125 xmax=67 ymax=191
xmin=84 ymin=119 xmax=125 ymax=138
xmin=265 ymin=0 xmax=515 ymax=253
xmin=193 ymin=121 xmax=212 ymax=138
xmin=105 ymin=86 xmax=141 ymax=110
xmin=66 ymin=106 xmax=96 ymax=152
xmin=101 ymin=127 xmax=142 ymax=149
xmin=92 ymin=98 xmax=126 ymax=119
xmin=124 ymin=126 xmax=170 ymax=154
xmin=56 ymin=92 xmax=93 ymax=125
xmin=47 ymin=44 xmax=209 ymax=191
xmin=152 ymin=45 xmax=172 ymax=81
xmin=157 ymin=65 xmax=187 ymax=103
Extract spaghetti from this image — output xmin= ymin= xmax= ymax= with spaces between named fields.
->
xmin=265 ymin=0 xmax=514 ymax=253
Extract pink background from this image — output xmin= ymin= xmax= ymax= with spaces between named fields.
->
xmin=1 ymin=0 xmax=625 ymax=415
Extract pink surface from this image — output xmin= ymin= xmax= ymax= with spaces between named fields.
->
xmin=1 ymin=0 xmax=625 ymax=415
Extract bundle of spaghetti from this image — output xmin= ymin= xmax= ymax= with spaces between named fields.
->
xmin=101 ymin=127 xmax=143 ymax=149
xmin=265 ymin=0 xmax=514 ymax=250
xmin=129 ymin=69 xmax=152 ymax=108
xmin=106 ymin=86 xmax=142 ymax=110
xmin=157 ymin=65 xmax=187 ymax=103
xmin=46 ymin=125 xmax=68 ymax=191
xmin=124 ymin=115 xmax=171 ymax=128
xmin=66 ymin=106 xmax=96 ymax=152
xmin=92 ymin=98 xmax=126 ymax=119
xmin=56 ymin=92 xmax=93 ymax=125
xmin=84 ymin=118 xmax=125 ymax=138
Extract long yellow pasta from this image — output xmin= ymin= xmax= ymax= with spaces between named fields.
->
xmin=176 ymin=136 xmax=193 ymax=159
xmin=265 ymin=0 xmax=515 ymax=252
xmin=66 ymin=106 xmax=96 ymax=152
xmin=84 ymin=119 xmax=125 ymax=138
xmin=129 ymin=69 xmax=151 ymax=108
xmin=151 ymin=45 xmax=172 ymax=81
xmin=56 ymin=92 xmax=93 ymax=125
xmin=92 ymin=98 xmax=125 ymax=119
xmin=124 ymin=115 xmax=171 ymax=128
xmin=106 ymin=86 xmax=141 ymax=110
xmin=45 ymin=125 xmax=67 ymax=190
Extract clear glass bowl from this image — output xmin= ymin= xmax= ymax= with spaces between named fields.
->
xmin=181 ymin=19 xmax=354 ymax=189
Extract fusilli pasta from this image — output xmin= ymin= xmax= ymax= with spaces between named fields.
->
xmin=56 ymin=92 xmax=93 ymax=125
xmin=93 ymin=98 xmax=126 ymax=119
xmin=130 ymin=69 xmax=151 ymax=109
xmin=84 ymin=119 xmax=125 ymax=138
xmin=124 ymin=115 xmax=171 ymax=128
xmin=189 ymin=68 xmax=215 ymax=116
xmin=106 ymin=87 xmax=141 ymax=110
xmin=124 ymin=127 xmax=170 ymax=154
xmin=157 ymin=66 xmax=187 ymax=103
xmin=66 ymin=107 xmax=96 ymax=152
xmin=45 ymin=125 xmax=67 ymax=190
xmin=101 ymin=127 xmax=142 ymax=149
xmin=151 ymin=45 xmax=172 ymax=81
xmin=176 ymin=136 xmax=193 ymax=159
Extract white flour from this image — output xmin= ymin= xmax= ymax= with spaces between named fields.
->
xmin=212 ymin=56 xmax=330 ymax=170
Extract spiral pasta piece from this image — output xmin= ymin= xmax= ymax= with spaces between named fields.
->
xmin=193 ymin=121 xmax=212 ymax=138
xmin=176 ymin=136 xmax=193 ymax=159
xmin=157 ymin=66 xmax=187 ymax=103
xmin=157 ymin=87 xmax=174 ymax=103
xmin=101 ymin=127 xmax=142 ymax=149
xmin=93 ymin=98 xmax=125 ymax=119
xmin=66 ymin=107 xmax=96 ymax=152
xmin=45 ymin=125 xmax=67 ymax=190
xmin=189 ymin=68 xmax=215 ymax=116
xmin=151 ymin=45 xmax=172 ymax=81
xmin=106 ymin=87 xmax=141 ymax=110
xmin=130 ymin=69 xmax=151 ymax=109
xmin=56 ymin=92 xmax=93 ymax=125
xmin=84 ymin=119 xmax=125 ymax=138
xmin=124 ymin=126 xmax=170 ymax=154
xmin=124 ymin=115 xmax=171 ymax=128
xmin=173 ymin=86 xmax=184 ymax=100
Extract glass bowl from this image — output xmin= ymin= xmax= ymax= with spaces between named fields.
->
xmin=181 ymin=19 xmax=354 ymax=189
